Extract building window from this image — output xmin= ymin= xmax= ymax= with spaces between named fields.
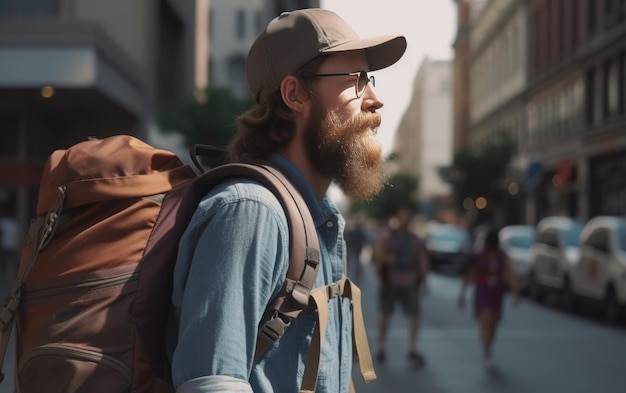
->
xmin=228 ymin=56 xmax=247 ymax=99
xmin=503 ymin=35 xmax=510 ymax=77
xmin=572 ymin=0 xmax=579 ymax=47
xmin=605 ymin=59 xmax=620 ymax=118
xmin=510 ymin=26 xmax=517 ymax=73
xmin=236 ymin=10 xmax=246 ymax=40
xmin=606 ymin=0 xmax=618 ymax=28
xmin=589 ymin=0 xmax=597 ymax=33
xmin=604 ymin=0 xmax=626 ymax=28
xmin=538 ymin=105 xmax=546 ymax=143
xmin=548 ymin=96 xmax=559 ymax=140
xmin=530 ymin=10 xmax=537 ymax=75
xmin=586 ymin=68 xmax=596 ymax=125
xmin=557 ymin=94 xmax=565 ymax=137
xmin=621 ymin=52 xmax=626 ymax=114
xmin=558 ymin=0 xmax=565 ymax=57
xmin=544 ymin=1 xmax=551 ymax=69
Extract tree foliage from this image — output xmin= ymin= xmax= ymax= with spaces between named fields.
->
xmin=158 ymin=87 xmax=254 ymax=152
xmin=351 ymin=172 xmax=420 ymax=220
xmin=438 ymin=136 xmax=515 ymax=210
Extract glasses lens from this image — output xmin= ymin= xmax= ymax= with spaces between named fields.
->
xmin=357 ymin=71 xmax=369 ymax=94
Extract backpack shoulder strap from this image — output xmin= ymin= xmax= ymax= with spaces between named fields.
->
xmin=131 ymin=160 xmax=321 ymax=378
xmin=193 ymin=162 xmax=321 ymax=360
xmin=300 ymin=277 xmax=376 ymax=393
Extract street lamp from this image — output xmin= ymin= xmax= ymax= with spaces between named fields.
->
xmin=41 ymin=86 xmax=55 ymax=99
xmin=475 ymin=197 xmax=487 ymax=210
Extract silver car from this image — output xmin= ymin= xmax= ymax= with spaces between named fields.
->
xmin=424 ymin=223 xmax=472 ymax=275
xmin=571 ymin=216 xmax=626 ymax=323
xmin=499 ymin=225 xmax=537 ymax=292
xmin=527 ymin=216 xmax=583 ymax=303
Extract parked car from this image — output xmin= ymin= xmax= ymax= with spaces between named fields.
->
xmin=527 ymin=216 xmax=583 ymax=302
xmin=570 ymin=216 xmax=626 ymax=323
xmin=498 ymin=225 xmax=537 ymax=293
xmin=424 ymin=223 xmax=472 ymax=275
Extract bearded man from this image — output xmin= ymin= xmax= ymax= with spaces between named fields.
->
xmin=168 ymin=8 xmax=406 ymax=393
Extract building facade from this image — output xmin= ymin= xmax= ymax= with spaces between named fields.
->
xmin=208 ymin=0 xmax=320 ymax=99
xmin=455 ymin=0 xmax=626 ymax=224
xmin=573 ymin=0 xmax=626 ymax=220
xmin=467 ymin=0 xmax=529 ymax=225
xmin=527 ymin=0 xmax=626 ymax=222
xmin=392 ymin=58 xmax=453 ymax=219
xmin=0 ymin=0 xmax=209 ymax=240
xmin=208 ymin=0 xmax=266 ymax=99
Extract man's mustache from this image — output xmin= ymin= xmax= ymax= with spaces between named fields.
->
xmin=347 ymin=111 xmax=382 ymax=132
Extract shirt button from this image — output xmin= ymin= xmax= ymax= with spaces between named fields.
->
xmin=326 ymin=221 xmax=334 ymax=228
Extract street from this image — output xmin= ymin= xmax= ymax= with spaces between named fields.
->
xmin=352 ymin=263 xmax=626 ymax=393
xmin=1 ymin=262 xmax=625 ymax=393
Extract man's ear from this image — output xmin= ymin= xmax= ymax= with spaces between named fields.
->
xmin=280 ymin=75 xmax=310 ymax=114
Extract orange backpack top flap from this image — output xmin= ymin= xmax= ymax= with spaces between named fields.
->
xmin=24 ymin=135 xmax=197 ymax=281
xmin=36 ymin=135 xmax=195 ymax=215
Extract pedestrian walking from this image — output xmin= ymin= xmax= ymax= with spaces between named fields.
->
xmin=345 ymin=214 xmax=367 ymax=282
xmin=458 ymin=228 xmax=520 ymax=370
xmin=373 ymin=207 xmax=430 ymax=367
xmin=167 ymin=8 xmax=406 ymax=393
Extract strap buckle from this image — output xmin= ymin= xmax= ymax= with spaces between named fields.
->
xmin=258 ymin=312 xmax=291 ymax=344
xmin=290 ymin=248 xmax=321 ymax=308
xmin=327 ymin=282 xmax=341 ymax=299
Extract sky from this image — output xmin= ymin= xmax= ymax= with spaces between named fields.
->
xmin=320 ymin=0 xmax=458 ymax=156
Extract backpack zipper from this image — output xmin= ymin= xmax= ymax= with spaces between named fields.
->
xmin=19 ymin=343 xmax=132 ymax=382
xmin=22 ymin=271 xmax=138 ymax=300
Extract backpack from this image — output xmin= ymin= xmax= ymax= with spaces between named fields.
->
xmin=0 ymin=135 xmax=375 ymax=392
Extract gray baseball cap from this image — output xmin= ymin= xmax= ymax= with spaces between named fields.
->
xmin=246 ymin=8 xmax=407 ymax=103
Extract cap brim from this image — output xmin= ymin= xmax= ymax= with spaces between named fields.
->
xmin=321 ymin=35 xmax=407 ymax=71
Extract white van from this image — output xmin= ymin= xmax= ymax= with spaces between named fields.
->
xmin=527 ymin=216 xmax=583 ymax=303
xmin=570 ymin=216 xmax=626 ymax=323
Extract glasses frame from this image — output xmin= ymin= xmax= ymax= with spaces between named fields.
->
xmin=310 ymin=71 xmax=375 ymax=98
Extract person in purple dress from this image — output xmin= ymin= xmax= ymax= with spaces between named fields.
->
xmin=458 ymin=228 xmax=519 ymax=370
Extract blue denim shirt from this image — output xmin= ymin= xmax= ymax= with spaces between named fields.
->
xmin=169 ymin=154 xmax=352 ymax=392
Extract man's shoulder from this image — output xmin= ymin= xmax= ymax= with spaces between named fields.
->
xmin=198 ymin=176 xmax=287 ymax=220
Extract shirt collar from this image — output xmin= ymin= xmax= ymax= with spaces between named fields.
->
xmin=265 ymin=153 xmax=338 ymax=227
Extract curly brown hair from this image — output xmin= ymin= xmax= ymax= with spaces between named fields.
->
xmin=227 ymin=56 xmax=327 ymax=162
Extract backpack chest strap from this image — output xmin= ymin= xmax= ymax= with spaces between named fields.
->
xmin=299 ymin=276 xmax=376 ymax=393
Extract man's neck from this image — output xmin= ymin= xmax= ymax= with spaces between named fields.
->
xmin=279 ymin=144 xmax=331 ymax=200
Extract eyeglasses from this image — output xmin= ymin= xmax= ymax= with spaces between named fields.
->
xmin=311 ymin=71 xmax=375 ymax=98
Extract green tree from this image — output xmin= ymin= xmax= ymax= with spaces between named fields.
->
xmin=158 ymin=87 xmax=254 ymax=155
xmin=438 ymin=136 xmax=515 ymax=212
xmin=351 ymin=172 xmax=420 ymax=220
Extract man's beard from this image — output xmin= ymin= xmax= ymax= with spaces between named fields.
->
xmin=304 ymin=100 xmax=387 ymax=200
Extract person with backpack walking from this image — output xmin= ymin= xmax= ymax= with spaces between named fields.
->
xmin=167 ymin=8 xmax=406 ymax=393
xmin=345 ymin=214 xmax=367 ymax=282
xmin=458 ymin=228 xmax=520 ymax=370
xmin=372 ymin=206 xmax=430 ymax=367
